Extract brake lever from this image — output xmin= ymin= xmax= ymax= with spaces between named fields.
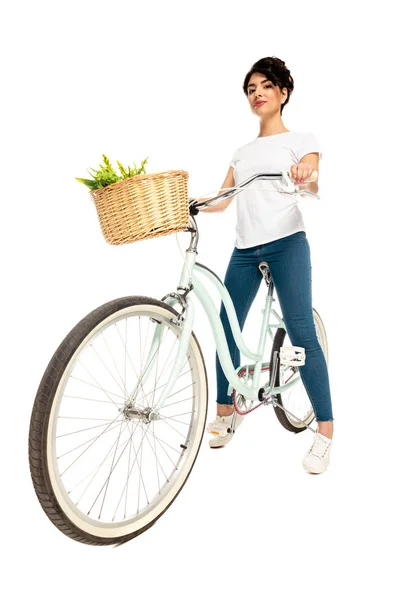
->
xmin=280 ymin=171 xmax=296 ymax=193
xmin=278 ymin=171 xmax=320 ymax=199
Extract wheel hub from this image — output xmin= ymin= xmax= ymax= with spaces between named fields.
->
xmin=119 ymin=404 xmax=157 ymax=423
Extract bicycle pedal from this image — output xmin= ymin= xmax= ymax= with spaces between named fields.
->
xmin=280 ymin=346 xmax=305 ymax=366
xmin=208 ymin=427 xmax=229 ymax=437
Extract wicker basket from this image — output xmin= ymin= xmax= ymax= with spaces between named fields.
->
xmin=90 ymin=170 xmax=190 ymax=245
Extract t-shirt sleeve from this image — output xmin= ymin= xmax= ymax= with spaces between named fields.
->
xmin=229 ymin=148 xmax=239 ymax=168
xmin=298 ymin=132 xmax=323 ymax=161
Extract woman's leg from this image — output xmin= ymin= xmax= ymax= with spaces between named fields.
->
xmin=261 ymin=232 xmax=334 ymax=437
xmin=215 ymin=245 xmax=262 ymax=416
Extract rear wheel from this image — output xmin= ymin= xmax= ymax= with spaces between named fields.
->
xmin=269 ymin=308 xmax=328 ymax=433
xmin=29 ymin=296 xmax=208 ymax=545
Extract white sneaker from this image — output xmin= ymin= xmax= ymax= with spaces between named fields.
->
xmin=209 ymin=431 xmax=235 ymax=449
xmin=206 ymin=411 xmax=244 ymax=437
xmin=207 ymin=410 xmax=244 ymax=449
xmin=302 ymin=432 xmax=333 ymax=474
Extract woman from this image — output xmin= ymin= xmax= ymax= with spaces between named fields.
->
xmin=198 ymin=56 xmax=334 ymax=474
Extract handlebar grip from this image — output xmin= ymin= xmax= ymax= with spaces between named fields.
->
xmin=288 ymin=169 xmax=318 ymax=183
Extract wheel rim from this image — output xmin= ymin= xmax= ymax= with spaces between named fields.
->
xmin=47 ymin=304 xmax=206 ymax=538
xmin=278 ymin=312 xmax=327 ymax=429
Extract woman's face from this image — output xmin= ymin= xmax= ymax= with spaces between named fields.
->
xmin=246 ymin=72 xmax=287 ymax=116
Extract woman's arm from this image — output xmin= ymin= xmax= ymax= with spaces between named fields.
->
xmin=192 ymin=166 xmax=235 ymax=213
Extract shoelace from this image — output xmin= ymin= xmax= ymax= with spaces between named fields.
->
xmin=309 ymin=434 xmax=331 ymax=458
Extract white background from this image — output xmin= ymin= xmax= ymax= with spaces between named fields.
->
xmin=2 ymin=1 xmax=399 ymax=598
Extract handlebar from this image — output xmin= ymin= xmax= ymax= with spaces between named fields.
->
xmin=189 ymin=170 xmax=319 ymax=215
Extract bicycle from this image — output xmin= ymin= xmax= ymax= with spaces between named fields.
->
xmin=28 ymin=169 xmax=328 ymax=546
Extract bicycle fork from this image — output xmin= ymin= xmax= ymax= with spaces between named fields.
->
xmin=126 ymin=288 xmax=194 ymax=422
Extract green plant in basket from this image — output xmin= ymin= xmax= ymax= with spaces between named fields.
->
xmin=76 ymin=154 xmax=149 ymax=190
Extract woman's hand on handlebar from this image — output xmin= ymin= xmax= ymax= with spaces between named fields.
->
xmin=290 ymin=162 xmax=317 ymax=184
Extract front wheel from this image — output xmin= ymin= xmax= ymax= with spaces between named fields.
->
xmin=29 ymin=296 xmax=208 ymax=545
xmin=269 ymin=308 xmax=328 ymax=433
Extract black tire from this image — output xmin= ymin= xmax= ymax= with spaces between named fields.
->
xmin=269 ymin=308 xmax=328 ymax=433
xmin=29 ymin=296 xmax=208 ymax=546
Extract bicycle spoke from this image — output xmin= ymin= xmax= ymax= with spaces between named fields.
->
xmin=81 ymin=417 xmax=142 ymax=515
xmin=57 ymin=422 xmax=124 ymax=462
xmin=78 ymin=360 xmax=126 ymax=408
xmin=148 ymin=420 xmax=166 ymax=486
xmin=138 ymin=422 xmax=181 ymax=462
xmin=148 ymin=427 xmax=180 ymax=471
xmin=106 ymin=421 xmax=153 ymax=519
xmin=135 ymin=321 xmax=171 ymax=409
xmin=114 ymin=319 xmax=149 ymax=404
xmin=144 ymin=378 xmax=194 ymax=407
xmin=58 ymin=416 xmax=115 ymax=421
xmin=161 ymin=393 xmax=195 ymax=409
xmin=69 ymin=374 xmax=126 ymax=402
xmin=87 ymin=415 xmax=151 ymax=519
xmin=134 ymin=362 xmax=192 ymax=408
xmin=146 ymin=323 xmax=163 ymax=411
xmin=90 ymin=336 xmax=128 ymax=399
xmin=59 ymin=413 xmax=123 ymax=474
xmin=159 ymin=410 xmax=194 ymax=420
xmin=117 ymin=424 xmax=142 ymax=520
xmin=97 ymin=420 xmax=125 ymax=519
xmin=123 ymin=421 xmax=133 ymax=519
xmin=74 ymin=420 xmax=132 ymax=504
xmin=145 ymin=335 xmax=180 ymax=408
xmin=156 ymin=415 xmax=189 ymax=438
xmin=63 ymin=394 xmax=125 ymax=407
xmin=139 ymin=316 xmax=151 ymax=389
xmin=57 ymin=420 xmax=122 ymax=441
xmin=137 ymin=428 xmax=145 ymax=514
xmin=87 ymin=420 xmax=125 ymax=518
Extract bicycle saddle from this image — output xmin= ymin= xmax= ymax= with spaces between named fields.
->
xmin=258 ymin=261 xmax=272 ymax=282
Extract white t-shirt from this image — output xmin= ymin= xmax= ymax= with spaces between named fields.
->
xmin=229 ymin=131 xmax=322 ymax=248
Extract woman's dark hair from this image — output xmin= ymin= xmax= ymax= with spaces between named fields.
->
xmin=242 ymin=56 xmax=294 ymax=114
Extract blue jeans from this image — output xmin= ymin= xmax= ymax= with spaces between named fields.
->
xmin=215 ymin=231 xmax=334 ymax=422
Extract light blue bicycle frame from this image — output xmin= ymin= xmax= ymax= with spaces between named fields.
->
xmin=136 ymin=228 xmax=301 ymax=417
xmin=131 ymin=170 xmax=317 ymax=417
